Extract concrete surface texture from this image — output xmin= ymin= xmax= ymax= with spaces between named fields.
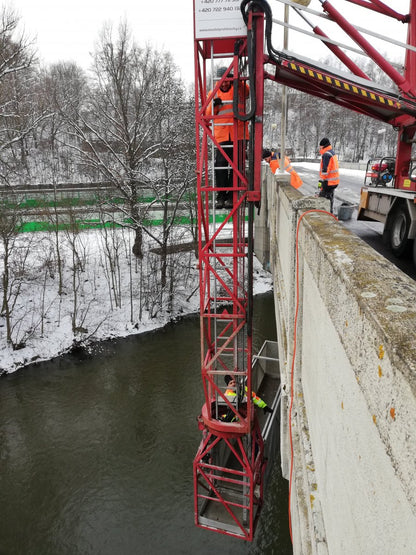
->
xmin=255 ymin=169 xmax=416 ymax=554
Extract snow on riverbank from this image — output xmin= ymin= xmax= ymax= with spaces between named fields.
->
xmin=0 ymin=228 xmax=273 ymax=375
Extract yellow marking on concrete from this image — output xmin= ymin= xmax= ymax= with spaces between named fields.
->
xmin=378 ymin=365 xmax=383 ymax=377
xmin=390 ymin=407 xmax=396 ymax=420
xmin=372 ymin=414 xmax=377 ymax=424
xmin=379 ymin=345 xmax=385 ymax=359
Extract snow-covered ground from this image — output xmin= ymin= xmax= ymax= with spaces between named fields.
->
xmin=0 ymin=226 xmax=273 ymax=375
xmin=1 ymin=163 xmax=367 ymax=375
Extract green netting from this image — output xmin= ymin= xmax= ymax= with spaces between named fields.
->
xmin=15 ymin=212 xmax=239 ymax=233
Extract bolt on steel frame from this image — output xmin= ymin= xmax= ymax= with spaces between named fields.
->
xmin=192 ymin=1 xmax=266 ymax=541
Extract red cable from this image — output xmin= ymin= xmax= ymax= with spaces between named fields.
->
xmin=288 ymin=209 xmax=338 ymax=543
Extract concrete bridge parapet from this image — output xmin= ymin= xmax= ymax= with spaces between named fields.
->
xmin=255 ymin=169 xmax=416 ymax=554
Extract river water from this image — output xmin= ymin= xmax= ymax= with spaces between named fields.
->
xmin=0 ymin=292 xmax=292 ymax=555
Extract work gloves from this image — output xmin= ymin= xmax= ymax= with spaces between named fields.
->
xmin=214 ymin=97 xmax=222 ymax=107
xmin=264 ymin=406 xmax=273 ymax=414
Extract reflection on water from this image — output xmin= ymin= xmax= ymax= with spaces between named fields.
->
xmin=0 ymin=292 xmax=292 ymax=555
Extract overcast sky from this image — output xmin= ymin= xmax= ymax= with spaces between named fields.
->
xmin=11 ymin=0 xmax=195 ymax=82
xmin=9 ymin=0 xmax=412 ymax=85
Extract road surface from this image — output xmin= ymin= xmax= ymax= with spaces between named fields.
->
xmin=292 ymin=161 xmax=416 ymax=280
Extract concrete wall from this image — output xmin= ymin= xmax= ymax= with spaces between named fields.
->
xmin=255 ymin=168 xmax=416 ymax=554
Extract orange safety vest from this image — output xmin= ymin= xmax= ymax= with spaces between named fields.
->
xmin=206 ymin=82 xmax=249 ymax=143
xmin=269 ymin=153 xmax=302 ymax=189
xmin=319 ymin=145 xmax=340 ymax=186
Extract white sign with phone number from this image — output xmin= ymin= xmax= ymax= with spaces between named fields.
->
xmin=194 ymin=0 xmax=247 ymax=39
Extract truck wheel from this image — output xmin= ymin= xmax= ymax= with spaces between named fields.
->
xmin=390 ymin=206 xmax=410 ymax=256
xmin=413 ymin=238 xmax=416 ymax=268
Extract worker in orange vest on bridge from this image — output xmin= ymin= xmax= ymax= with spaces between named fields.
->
xmin=318 ymin=137 xmax=340 ymax=213
xmin=262 ymin=148 xmax=302 ymax=189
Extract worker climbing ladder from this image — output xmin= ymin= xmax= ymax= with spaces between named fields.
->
xmin=192 ymin=0 xmax=266 ymax=541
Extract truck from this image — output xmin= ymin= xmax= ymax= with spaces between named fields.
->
xmin=360 ymin=155 xmax=416 ymax=264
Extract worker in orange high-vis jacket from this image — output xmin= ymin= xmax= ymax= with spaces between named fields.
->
xmin=207 ymin=67 xmax=249 ymax=209
xmin=262 ymin=148 xmax=302 ymax=189
xmin=318 ymin=137 xmax=339 ymax=213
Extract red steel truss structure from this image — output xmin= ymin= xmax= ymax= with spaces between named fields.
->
xmin=192 ymin=0 xmax=416 ymax=541
xmin=192 ymin=1 xmax=266 ymax=541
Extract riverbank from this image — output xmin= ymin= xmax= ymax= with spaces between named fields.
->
xmin=0 ymin=229 xmax=272 ymax=374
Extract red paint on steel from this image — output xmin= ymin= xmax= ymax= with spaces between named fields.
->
xmin=322 ymin=0 xmax=412 ymax=93
xmin=193 ymin=0 xmax=266 ymax=541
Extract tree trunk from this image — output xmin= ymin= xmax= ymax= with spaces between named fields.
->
xmin=132 ymin=226 xmax=143 ymax=258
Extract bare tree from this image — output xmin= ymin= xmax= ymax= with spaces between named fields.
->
xmin=0 ymin=6 xmax=34 ymax=80
xmin=35 ymin=62 xmax=87 ymax=183
xmin=0 ymin=6 xmax=52 ymax=185
xmin=98 ymin=221 xmax=123 ymax=310
xmin=0 ymin=198 xmax=34 ymax=348
xmin=144 ymin=88 xmax=195 ymax=298
xmin=63 ymin=22 xmax=175 ymax=259
xmin=62 ymin=209 xmax=91 ymax=334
